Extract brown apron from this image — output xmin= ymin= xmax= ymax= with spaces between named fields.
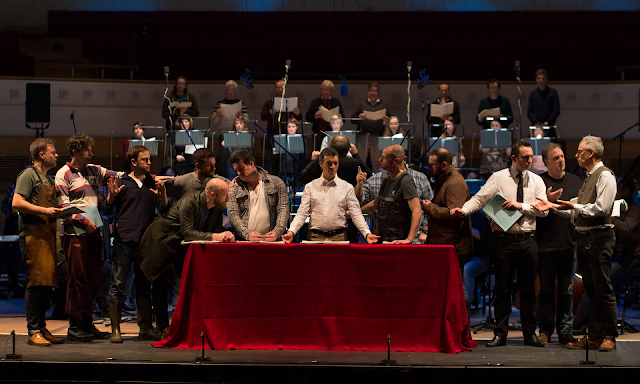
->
xmin=23 ymin=167 xmax=58 ymax=288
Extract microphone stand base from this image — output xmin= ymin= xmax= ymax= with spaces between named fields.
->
xmin=195 ymin=356 xmax=211 ymax=363
xmin=5 ymin=353 xmax=22 ymax=359
xmin=380 ymin=359 xmax=397 ymax=366
xmin=579 ymin=360 xmax=595 ymax=366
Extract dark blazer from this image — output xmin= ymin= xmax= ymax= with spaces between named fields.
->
xmin=136 ymin=190 xmax=222 ymax=282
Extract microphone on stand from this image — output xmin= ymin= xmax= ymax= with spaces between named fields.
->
xmin=514 ymin=60 xmax=521 ymax=78
xmin=70 ymin=110 xmax=75 ymax=120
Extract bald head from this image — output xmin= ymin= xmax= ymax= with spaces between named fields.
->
xmin=388 ymin=144 xmax=405 ymax=160
xmin=330 ymin=135 xmax=350 ymax=156
xmin=205 ymin=178 xmax=229 ymax=209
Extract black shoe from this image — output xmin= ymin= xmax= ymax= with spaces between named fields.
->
xmin=524 ymin=334 xmax=545 ymax=347
xmin=84 ymin=317 xmax=110 ymax=339
xmin=486 ymin=335 xmax=507 ymax=347
xmin=67 ymin=326 xmax=94 ymax=342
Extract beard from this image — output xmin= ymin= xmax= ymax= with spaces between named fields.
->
xmin=215 ymin=200 xmax=227 ymax=209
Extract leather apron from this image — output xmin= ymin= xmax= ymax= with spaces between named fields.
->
xmin=23 ymin=167 xmax=58 ymax=287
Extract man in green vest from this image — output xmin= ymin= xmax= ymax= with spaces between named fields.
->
xmin=534 ymin=135 xmax=617 ymax=351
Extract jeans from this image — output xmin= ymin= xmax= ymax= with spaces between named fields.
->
xmin=493 ymin=235 xmax=538 ymax=337
xmin=463 ymin=256 xmax=487 ymax=303
xmin=537 ymin=247 xmax=577 ymax=336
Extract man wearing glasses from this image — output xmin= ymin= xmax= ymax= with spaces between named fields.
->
xmin=534 ymin=136 xmax=618 ymax=351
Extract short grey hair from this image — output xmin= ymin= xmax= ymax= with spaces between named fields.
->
xmin=225 ymin=80 xmax=238 ymax=89
xmin=580 ymin=135 xmax=604 ymax=160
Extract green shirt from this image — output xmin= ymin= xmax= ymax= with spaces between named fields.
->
xmin=14 ymin=166 xmax=54 ymax=237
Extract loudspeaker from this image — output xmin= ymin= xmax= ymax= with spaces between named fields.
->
xmin=26 ymin=83 xmax=51 ymax=122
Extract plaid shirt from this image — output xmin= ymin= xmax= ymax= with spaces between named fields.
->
xmin=227 ymin=167 xmax=290 ymax=239
xmin=361 ymin=168 xmax=433 ymax=244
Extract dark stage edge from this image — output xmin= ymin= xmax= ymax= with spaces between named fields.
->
xmin=1 ymin=336 xmax=640 ymax=383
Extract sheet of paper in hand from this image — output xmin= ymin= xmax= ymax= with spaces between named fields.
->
xmin=363 ymin=109 xmax=387 ymax=121
xmin=482 ymin=193 xmax=523 ymax=232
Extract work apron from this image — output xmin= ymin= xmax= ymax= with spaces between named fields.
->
xmin=23 ymin=168 xmax=58 ymax=288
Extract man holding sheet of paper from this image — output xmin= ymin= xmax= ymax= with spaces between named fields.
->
xmin=476 ymin=79 xmax=513 ymax=129
xmin=305 ymin=80 xmax=345 ymax=139
xmin=351 ymin=81 xmax=392 ymax=171
xmin=451 ymin=140 xmax=547 ymax=348
xmin=212 ymin=80 xmax=249 ymax=131
xmin=430 ymin=83 xmax=461 ymax=136
xmin=260 ymin=79 xmax=302 ymax=135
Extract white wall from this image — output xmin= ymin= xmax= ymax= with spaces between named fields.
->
xmin=1 ymin=79 xmax=639 ymax=143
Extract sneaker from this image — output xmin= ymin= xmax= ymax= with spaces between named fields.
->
xmin=67 ymin=326 xmax=94 ymax=342
xmin=85 ymin=321 xmax=110 ymax=339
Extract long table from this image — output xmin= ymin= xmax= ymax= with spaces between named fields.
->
xmin=153 ymin=243 xmax=477 ymax=353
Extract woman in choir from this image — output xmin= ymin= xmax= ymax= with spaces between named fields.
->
xmin=222 ymin=116 xmax=251 ymax=179
xmin=478 ymin=120 xmax=511 ymax=178
xmin=382 ymin=116 xmax=405 ymax=137
xmin=438 ymin=119 xmax=466 ymax=167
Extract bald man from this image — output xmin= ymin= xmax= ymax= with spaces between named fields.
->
xmin=361 ymin=145 xmax=422 ymax=244
xmin=138 ymin=178 xmax=234 ymax=283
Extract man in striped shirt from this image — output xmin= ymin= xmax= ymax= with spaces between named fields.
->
xmin=55 ymin=133 xmax=124 ymax=341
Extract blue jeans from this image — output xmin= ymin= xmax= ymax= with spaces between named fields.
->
xmin=463 ymin=256 xmax=487 ymax=302
xmin=537 ymin=247 xmax=577 ymax=336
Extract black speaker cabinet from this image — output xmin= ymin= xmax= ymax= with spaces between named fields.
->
xmin=25 ymin=83 xmax=51 ymax=123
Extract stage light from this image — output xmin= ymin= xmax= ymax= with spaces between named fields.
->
xmin=417 ymin=69 xmax=432 ymax=90
xmin=239 ymin=68 xmax=254 ymax=90
xmin=340 ymin=77 xmax=348 ymax=96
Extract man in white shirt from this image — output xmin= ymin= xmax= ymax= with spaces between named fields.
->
xmin=451 ymin=140 xmax=548 ymax=348
xmin=534 ymin=136 xmax=618 ymax=351
xmin=282 ymin=148 xmax=379 ymax=244
xmin=227 ymin=150 xmax=289 ymax=241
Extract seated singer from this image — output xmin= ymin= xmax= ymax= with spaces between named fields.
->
xmin=227 ymin=150 xmax=289 ymax=241
xmin=282 ymin=148 xmax=379 ymax=244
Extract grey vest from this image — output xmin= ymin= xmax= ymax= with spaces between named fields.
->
xmin=575 ymin=165 xmax=614 ymax=227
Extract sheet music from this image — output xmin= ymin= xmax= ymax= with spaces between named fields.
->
xmin=477 ymin=107 xmax=501 ymax=121
xmin=219 ymin=101 xmax=242 ymax=117
xmin=612 ymin=199 xmax=628 ymax=218
xmin=363 ymin=109 xmax=387 ymax=121
xmin=273 ymin=97 xmax=298 ymax=112
xmin=169 ymin=101 xmax=193 ymax=108
xmin=430 ymin=102 xmax=454 ymax=117
xmin=319 ymin=106 xmax=340 ymax=122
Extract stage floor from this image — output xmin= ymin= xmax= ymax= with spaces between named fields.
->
xmin=2 ymin=298 xmax=640 ymax=383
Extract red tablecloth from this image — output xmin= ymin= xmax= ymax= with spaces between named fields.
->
xmin=153 ymin=243 xmax=477 ymax=353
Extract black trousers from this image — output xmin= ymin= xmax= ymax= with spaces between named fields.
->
xmin=577 ymin=228 xmax=618 ymax=341
xmin=493 ymin=235 xmax=538 ymax=337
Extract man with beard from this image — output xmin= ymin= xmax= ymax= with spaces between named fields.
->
xmin=13 ymin=138 xmax=64 ymax=346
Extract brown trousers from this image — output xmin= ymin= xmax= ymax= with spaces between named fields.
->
xmin=309 ymin=231 xmax=348 ymax=242
xmin=62 ymin=235 xmax=103 ymax=321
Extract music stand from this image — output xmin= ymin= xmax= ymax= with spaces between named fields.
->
xmin=378 ymin=136 xmax=409 ymax=151
xmin=273 ymin=134 xmax=305 ymax=154
xmin=428 ymin=137 xmax=460 ymax=157
xmin=174 ymin=130 xmax=207 ymax=146
xmin=528 ymin=124 xmax=558 ymax=140
xmin=481 ymin=129 xmax=511 ymax=149
xmin=223 ymin=131 xmax=254 ymax=149
xmin=522 ymin=137 xmax=551 ymax=156
xmin=324 ymin=130 xmax=357 ymax=144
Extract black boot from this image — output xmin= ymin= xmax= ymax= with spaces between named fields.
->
xmin=137 ymin=296 xmax=161 ymax=341
xmin=83 ymin=314 xmax=110 ymax=339
xmin=109 ymin=297 xmax=124 ymax=343
xmin=67 ymin=318 xmax=94 ymax=342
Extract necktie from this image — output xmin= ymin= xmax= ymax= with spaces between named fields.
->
xmin=516 ymin=172 xmax=524 ymax=203
xmin=516 ymin=172 xmax=525 ymax=226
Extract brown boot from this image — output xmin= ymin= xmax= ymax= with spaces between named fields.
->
xmin=137 ymin=296 xmax=161 ymax=341
xmin=109 ymin=297 xmax=124 ymax=343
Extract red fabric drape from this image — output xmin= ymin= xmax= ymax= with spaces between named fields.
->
xmin=153 ymin=243 xmax=477 ymax=353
